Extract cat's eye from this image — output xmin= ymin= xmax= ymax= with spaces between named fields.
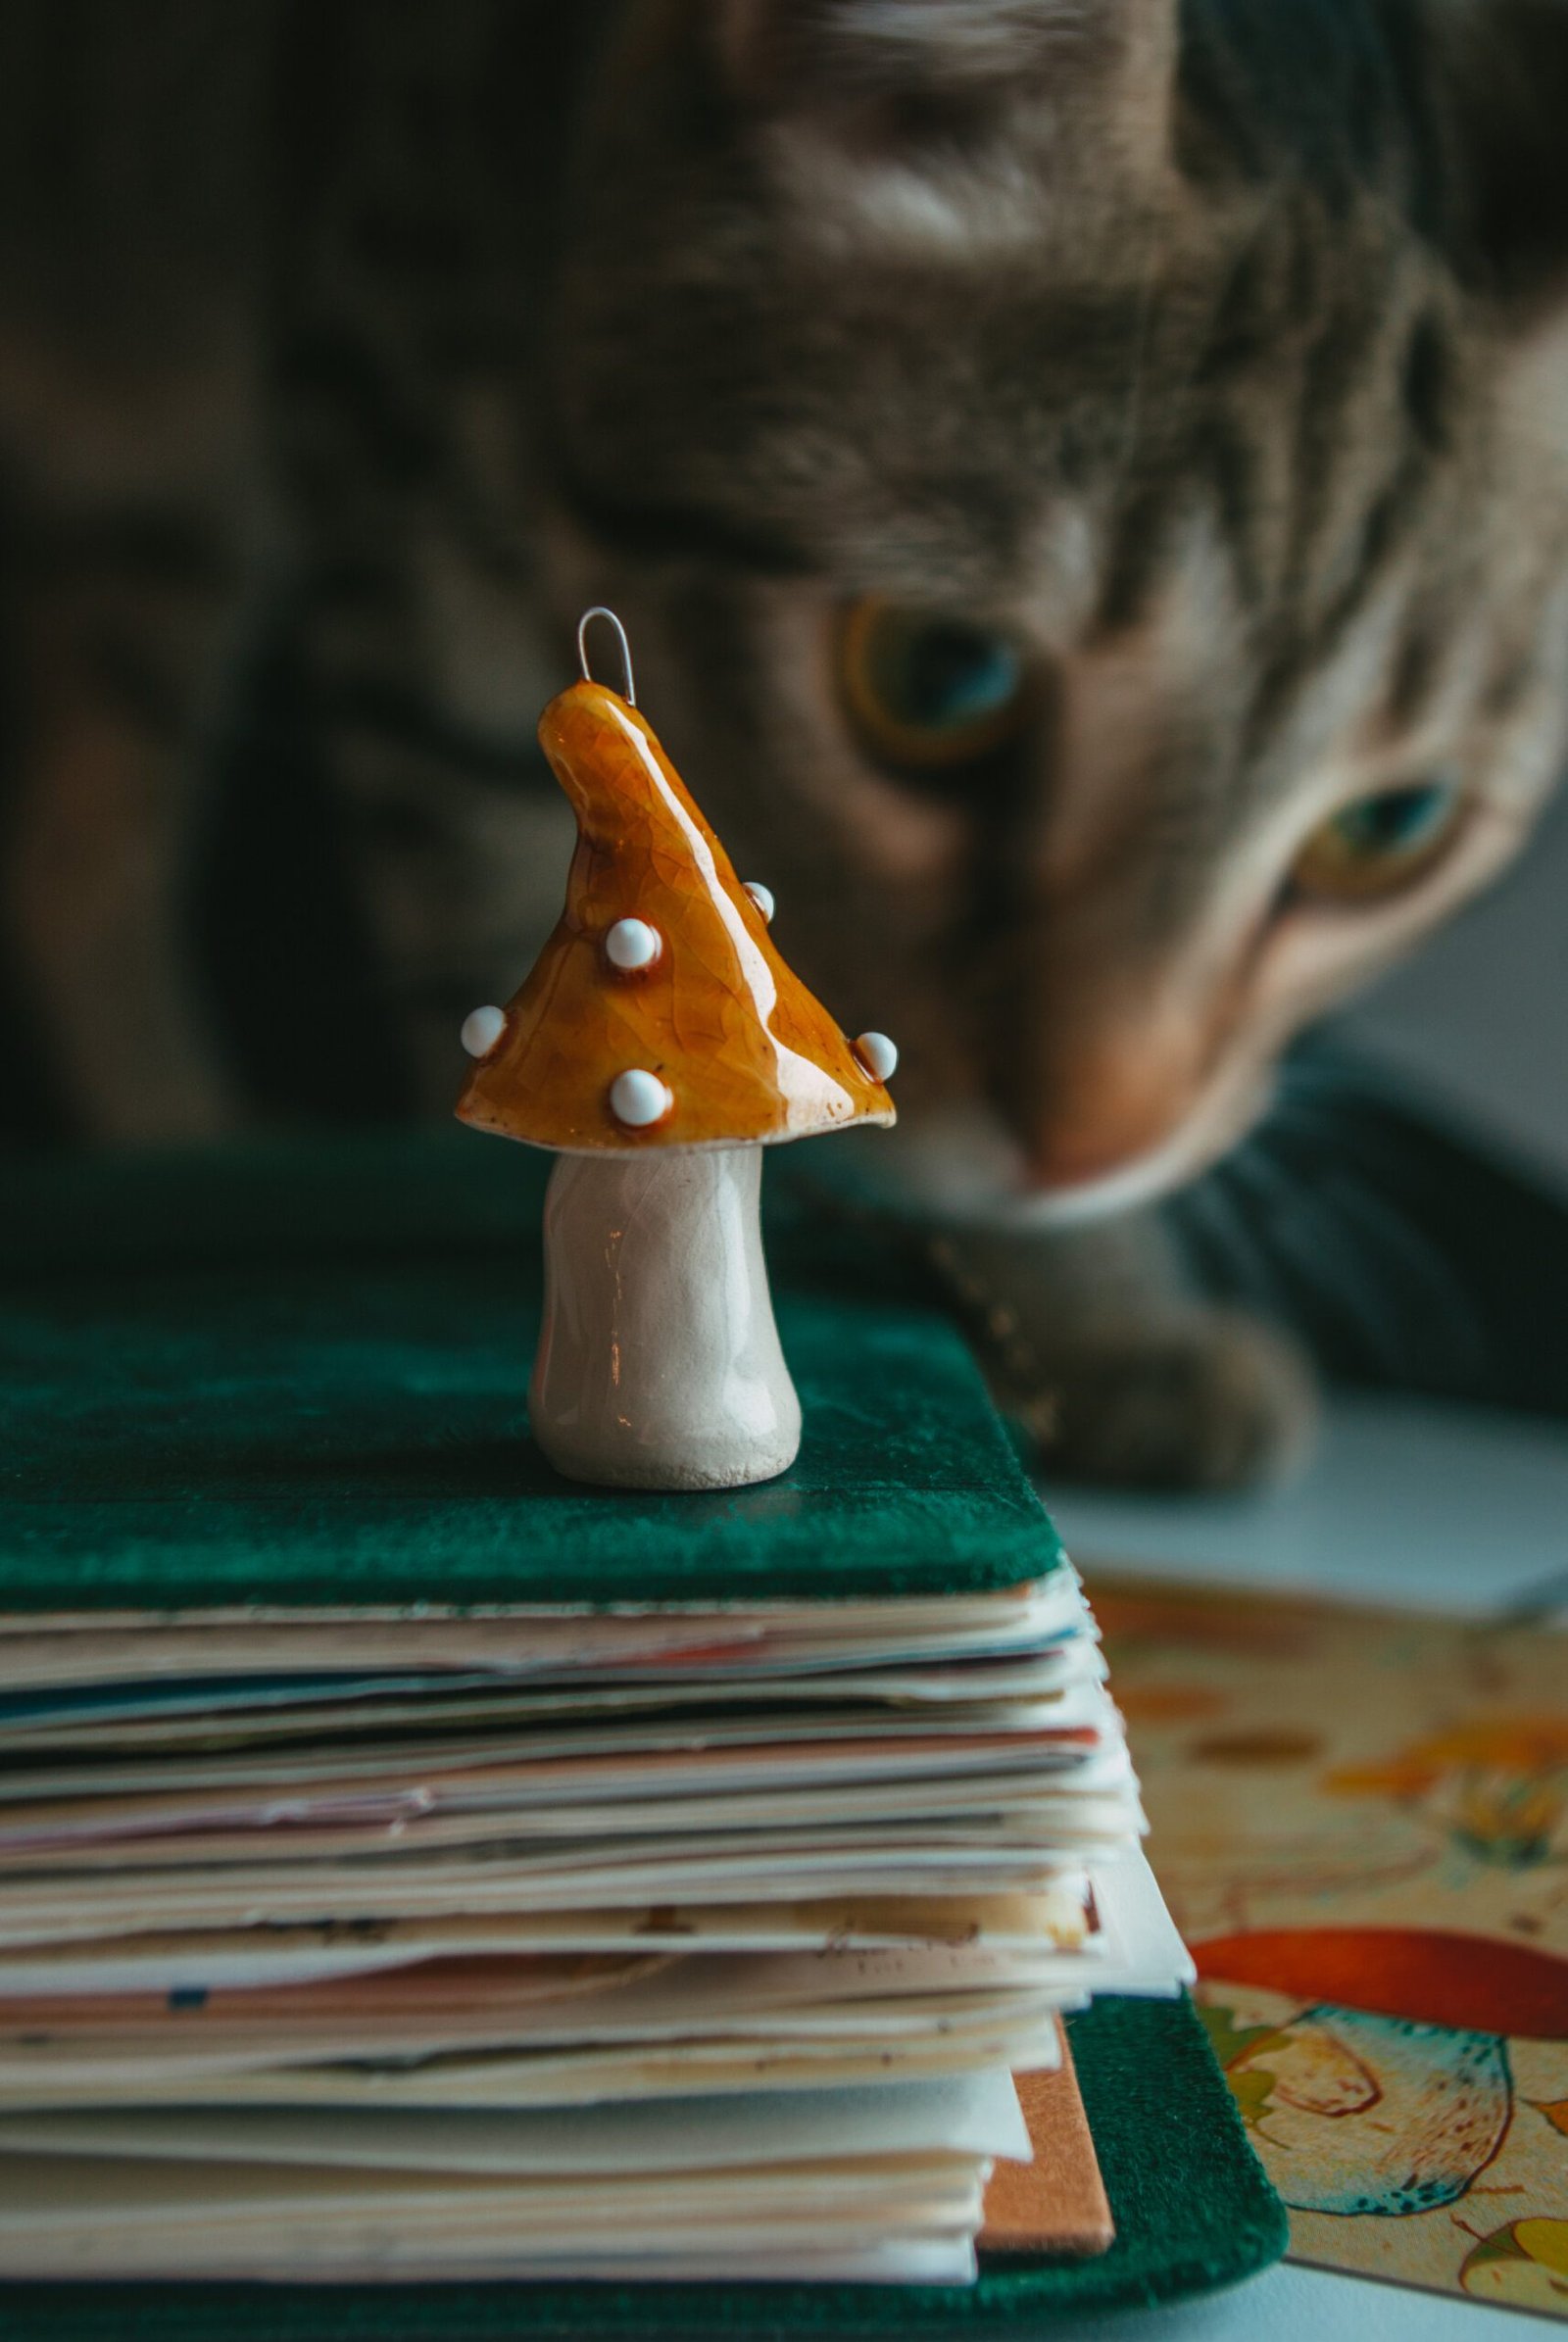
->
xmin=1291 ymin=779 xmax=1466 ymax=903
xmin=837 ymin=598 xmax=1033 ymax=774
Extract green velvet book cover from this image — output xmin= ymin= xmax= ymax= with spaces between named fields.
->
xmin=0 ymin=1131 xmax=1058 ymax=1612
xmin=0 ymin=1134 xmax=1287 ymax=2326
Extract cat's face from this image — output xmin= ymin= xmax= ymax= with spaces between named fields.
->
xmin=540 ymin=0 xmax=1568 ymax=1225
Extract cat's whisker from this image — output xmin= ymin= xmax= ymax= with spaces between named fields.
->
xmin=1240 ymin=1122 xmax=1496 ymax=1388
xmin=1288 ymin=1156 xmax=1489 ymax=1376
xmin=1219 ymin=1146 xmax=1411 ymax=1373
xmin=1172 ymin=1161 xmax=1294 ymax=1323
xmin=1218 ymin=1147 xmax=1378 ymax=1340
xmin=1250 ymin=1090 xmax=1370 ymax=1166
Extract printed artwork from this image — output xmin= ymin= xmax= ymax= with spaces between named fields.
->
xmin=1092 ymin=1580 xmax=1568 ymax=2315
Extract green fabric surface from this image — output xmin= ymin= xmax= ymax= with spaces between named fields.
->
xmin=0 ymin=1131 xmax=1056 ymax=1609
xmin=0 ymin=1996 xmax=1287 ymax=2337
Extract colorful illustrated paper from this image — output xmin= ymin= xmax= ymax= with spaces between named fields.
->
xmin=1093 ymin=1577 xmax=1568 ymax=2316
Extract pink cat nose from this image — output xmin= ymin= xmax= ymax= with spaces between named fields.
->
xmin=1013 ymin=1044 xmax=1200 ymax=1193
xmin=1023 ymin=1122 xmax=1176 ymax=1192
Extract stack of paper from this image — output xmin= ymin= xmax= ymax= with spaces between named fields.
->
xmin=0 ymin=1568 xmax=1190 ymax=2282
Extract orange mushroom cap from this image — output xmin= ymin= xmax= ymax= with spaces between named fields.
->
xmin=456 ymin=680 xmax=896 ymax=1152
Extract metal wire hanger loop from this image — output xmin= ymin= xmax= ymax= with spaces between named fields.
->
xmin=576 ymin=607 xmax=636 ymax=706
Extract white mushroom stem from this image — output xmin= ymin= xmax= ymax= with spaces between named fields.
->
xmin=529 ymin=1147 xmax=802 ymax=1491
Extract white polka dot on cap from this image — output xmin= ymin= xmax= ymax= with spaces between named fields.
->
xmin=461 ymin=1005 xmax=507 ymax=1058
xmin=853 ymin=1032 xmax=898 ymax=1082
xmin=605 ymin=917 xmax=662 ymax=971
xmin=609 ymin=1069 xmax=673 ymax=1128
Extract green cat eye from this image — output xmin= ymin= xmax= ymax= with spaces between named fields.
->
xmin=837 ymin=598 xmax=1033 ymax=772
xmin=1292 ymin=779 xmax=1465 ymax=902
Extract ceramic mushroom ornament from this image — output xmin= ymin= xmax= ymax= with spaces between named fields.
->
xmin=457 ymin=610 xmax=898 ymax=1490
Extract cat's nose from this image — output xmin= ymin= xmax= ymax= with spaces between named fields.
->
xmin=1022 ymin=1104 xmax=1186 ymax=1191
xmin=975 ymin=921 xmax=1240 ymax=1195
xmin=1009 ymin=1033 xmax=1203 ymax=1193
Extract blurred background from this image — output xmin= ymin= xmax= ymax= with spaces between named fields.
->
xmin=3 ymin=0 xmax=1566 ymax=1498
xmin=1346 ymin=784 xmax=1568 ymax=1188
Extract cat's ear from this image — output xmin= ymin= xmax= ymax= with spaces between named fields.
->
xmin=710 ymin=0 xmax=1176 ymax=190
xmin=1432 ymin=0 xmax=1568 ymax=310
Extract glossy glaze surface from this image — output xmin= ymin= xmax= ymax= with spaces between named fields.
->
xmin=529 ymin=1147 xmax=801 ymax=1491
xmin=456 ymin=682 xmax=895 ymax=1152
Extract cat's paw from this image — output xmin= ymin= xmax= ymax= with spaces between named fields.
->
xmin=921 ymin=1215 xmax=1319 ymax=1492
xmin=1013 ymin=1312 xmax=1319 ymax=1492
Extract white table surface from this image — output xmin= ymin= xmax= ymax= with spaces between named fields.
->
xmin=1038 ymin=1391 xmax=1568 ymax=2341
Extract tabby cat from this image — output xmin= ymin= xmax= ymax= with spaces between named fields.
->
xmin=4 ymin=0 xmax=1568 ymax=1486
